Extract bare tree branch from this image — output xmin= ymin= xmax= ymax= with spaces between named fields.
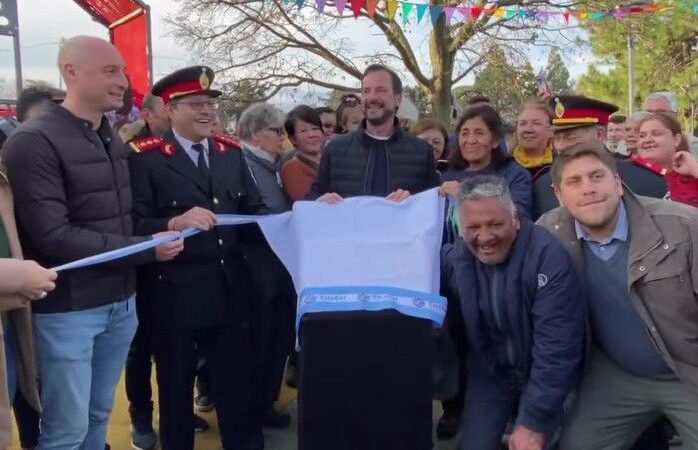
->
xmin=169 ymin=0 xmax=586 ymax=122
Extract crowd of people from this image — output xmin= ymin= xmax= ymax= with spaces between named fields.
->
xmin=0 ymin=34 xmax=696 ymax=450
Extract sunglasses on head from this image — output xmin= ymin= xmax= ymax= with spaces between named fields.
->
xmin=340 ymin=94 xmax=360 ymax=107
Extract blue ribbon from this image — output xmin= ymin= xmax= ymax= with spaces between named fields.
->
xmin=50 ymin=213 xmax=447 ymax=339
xmin=296 ymin=286 xmax=447 ymax=348
xmin=51 ymin=214 xmax=267 ymax=272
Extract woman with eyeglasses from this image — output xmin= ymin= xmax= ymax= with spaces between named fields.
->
xmin=412 ymin=118 xmax=449 ymax=174
xmin=335 ymin=94 xmax=364 ymax=135
xmin=238 ymin=103 xmax=290 ymax=213
xmin=237 ymin=102 xmax=297 ymax=430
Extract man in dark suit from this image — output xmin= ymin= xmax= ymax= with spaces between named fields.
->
xmin=129 ymin=66 xmax=265 ymax=450
xmin=124 ymin=91 xmax=210 ymax=450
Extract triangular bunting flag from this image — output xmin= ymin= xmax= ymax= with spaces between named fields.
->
xmin=316 ymin=0 xmax=326 ymax=12
xmin=351 ymin=0 xmax=366 ymax=17
xmin=416 ymin=4 xmax=429 ymax=23
xmin=430 ymin=5 xmax=444 ymax=26
xmin=387 ymin=0 xmax=398 ymax=20
xmin=590 ymin=11 xmax=606 ymax=20
xmin=366 ymin=0 xmax=377 ymax=16
xmin=470 ymin=6 xmax=482 ymax=19
xmin=444 ymin=6 xmax=456 ymax=23
xmin=457 ymin=6 xmax=471 ymax=21
xmin=335 ymin=0 xmax=347 ymax=15
xmin=295 ymin=0 xmax=304 ymax=8
xmin=562 ymin=12 xmax=570 ymax=23
xmin=402 ymin=2 xmax=414 ymax=24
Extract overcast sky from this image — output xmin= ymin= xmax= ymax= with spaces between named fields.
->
xmin=0 ymin=0 xmax=590 ymax=99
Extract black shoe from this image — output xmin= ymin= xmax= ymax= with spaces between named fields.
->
xmin=105 ymin=445 xmax=111 ymax=450
xmin=668 ymin=433 xmax=683 ymax=447
xmin=436 ymin=412 xmax=460 ymax=440
xmin=194 ymin=414 xmax=210 ymax=433
xmin=131 ymin=425 xmax=157 ymax=450
xmin=285 ymin=364 xmax=298 ymax=388
xmin=263 ymin=409 xmax=291 ymax=429
xmin=195 ymin=394 xmax=215 ymax=412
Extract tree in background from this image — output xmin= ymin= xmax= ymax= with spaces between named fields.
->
xmin=545 ymin=48 xmax=572 ymax=94
xmin=403 ymin=86 xmax=432 ymax=118
xmin=576 ymin=1 xmax=697 ymax=131
xmin=169 ymin=0 xmax=582 ymax=124
xmin=455 ymin=44 xmax=537 ymax=124
xmin=219 ymin=79 xmax=269 ymax=123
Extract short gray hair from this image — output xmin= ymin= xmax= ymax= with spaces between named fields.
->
xmin=645 ymin=91 xmax=678 ymax=113
xmin=627 ymin=110 xmax=652 ymax=124
xmin=237 ymin=103 xmax=285 ymax=141
xmin=142 ymin=93 xmax=163 ymax=111
xmin=457 ymin=175 xmax=516 ymax=215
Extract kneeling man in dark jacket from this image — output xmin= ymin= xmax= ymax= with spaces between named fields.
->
xmin=442 ymin=175 xmax=585 ymax=450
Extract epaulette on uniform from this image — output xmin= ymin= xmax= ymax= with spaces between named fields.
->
xmin=211 ymin=133 xmax=241 ymax=153
xmin=129 ymin=137 xmax=176 ymax=157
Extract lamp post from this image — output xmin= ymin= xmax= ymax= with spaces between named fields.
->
xmin=619 ymin=0 xmax=653 ymax=114
xmin=0 ymin=0 xmax=22 ymax=97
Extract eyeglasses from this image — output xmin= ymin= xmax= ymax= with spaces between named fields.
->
xmin=177 ymin=100 xmax=219 ymax=111
xmin=340 ymin=94 xmax=360 ymax=107
xmin=266 ymin=127 xmax=285 ymax=136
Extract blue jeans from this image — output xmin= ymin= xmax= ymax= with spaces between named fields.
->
xmin=34 ymin=296 xmax=138 ymax=450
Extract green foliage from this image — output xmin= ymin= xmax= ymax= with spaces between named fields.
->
xmin=468 ymin=45 xmax=538 ymax=124
xmin=545 ymin=48 xmax=572 ymax=93
xmin=577 ymin=0 xmax=697 ymax=126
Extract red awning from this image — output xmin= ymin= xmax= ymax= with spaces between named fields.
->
xmin=73 ymin=0 xmax=144 ymax=26
xmin=73 ymin=0 xmax=153 ymax=105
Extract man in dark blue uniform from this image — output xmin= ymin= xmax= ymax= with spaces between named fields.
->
xmin=129 ymin=66 xmax=265 ymax=450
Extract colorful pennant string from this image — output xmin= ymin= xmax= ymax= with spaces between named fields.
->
xmin=295 ymin=0 xmax=694 ymax=28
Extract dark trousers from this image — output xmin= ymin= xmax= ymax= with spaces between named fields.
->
xmin=442 ymin=383 xmax=466 ymax=419
xmin=14 ymin=391 xmax=40 ymax=449
xmin=125 ymin=292 xmax=155 ymax=427
xmin=253 ymin=291 xmax=295 ymax=412
xmin=154 ymin=324 xmax=262 ymax=450
xmin=632 ymin=420 xmax=669 ymax=450
xmin=459 ymin=355 xmax=520 ymax=450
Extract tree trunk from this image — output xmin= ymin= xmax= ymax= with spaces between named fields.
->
xmin=428 ymin=3 xmax=455 ymax=127
xmin=430 ymin=78 xmax=453 ymax=127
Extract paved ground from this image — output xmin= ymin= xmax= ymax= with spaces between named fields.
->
xmin=10 ymin=373 xmax=460 ymax=450
xmin=11 ymin=373 xmax=686 ymax=450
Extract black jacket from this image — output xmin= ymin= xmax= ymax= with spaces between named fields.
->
xmin=307 ymin=121 xmax=439 ymax=199
xmin=3 ymin=103 xmax=152 ymax=313
xmin=129 ymin=130 xmax=264 ymax=329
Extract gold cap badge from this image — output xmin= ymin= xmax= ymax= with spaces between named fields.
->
xmin=199 ymin=68 xmax=210 ymax=90
xmin=554 ymin=97 xmax=565 ymax=119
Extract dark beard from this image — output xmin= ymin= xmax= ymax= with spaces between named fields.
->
xmin=366 ymin=107 xmax=394 ymax=126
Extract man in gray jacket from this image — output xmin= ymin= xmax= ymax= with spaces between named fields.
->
xmin=537 ymin=141 xmax=698 ymax=449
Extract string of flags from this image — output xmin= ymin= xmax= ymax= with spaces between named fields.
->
xmin=284 ymin=0 xmax=698 ymax=27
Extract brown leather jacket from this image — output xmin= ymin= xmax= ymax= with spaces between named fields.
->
xmin=0 ymin=173 xmax=40 ymax=450
xmin=538 ymin=191 xmax=698 ymax=393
